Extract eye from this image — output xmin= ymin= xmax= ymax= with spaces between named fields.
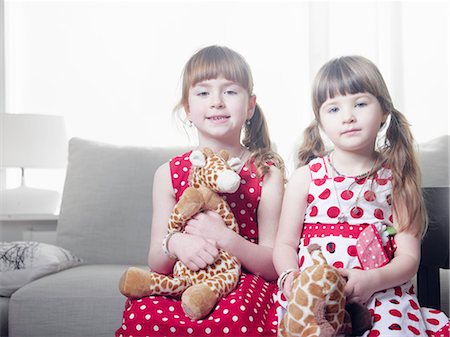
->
xmin=196 ymin=91 xmax=209 ymax=96
xmin=328 ymin=106 xmax=339 ymax=113
xmin=224 ymin=90 xmax=237 ymax=95
xmin=355 ymin=102 xmax=367 ymax=108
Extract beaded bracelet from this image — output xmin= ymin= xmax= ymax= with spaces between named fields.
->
xmin=162 ymin=231 xmax=179 ymax=259
xmin=277 ymin=268 xmax=297 ymax=292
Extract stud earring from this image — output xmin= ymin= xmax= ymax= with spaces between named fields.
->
xmin=188 ymin=120 xmax=193 ymax=127
xmin=246 ymin=119 xmax=251 ymax=126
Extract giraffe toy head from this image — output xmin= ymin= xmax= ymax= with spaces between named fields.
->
xmin=279 ymin=244 xmax=373 ymax=337
xmin=189 ymin=147 xmax=242 ymax=194
xmin=279 ymin=244 xmax=347 ymax=337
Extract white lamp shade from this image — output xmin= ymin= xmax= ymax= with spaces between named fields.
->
xmin=1 ymin=114 xmax=68 ymax=168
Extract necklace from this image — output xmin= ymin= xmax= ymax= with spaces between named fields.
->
xmin=328 ymin=152 xmax=375 ymax=179
xmin=328 ymin=153 xmax=378 ymax=223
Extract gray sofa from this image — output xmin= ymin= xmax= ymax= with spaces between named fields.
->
xmin=2 ymin=136 xmax=448 ymax=336
xmin=4 ymin=138 xmax=185 ymax=337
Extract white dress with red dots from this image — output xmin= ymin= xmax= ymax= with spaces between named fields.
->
xmin=275 ymin=157 xmax=449 ymax=337
xmin=116 ymin=151 xmax=279 ymax=337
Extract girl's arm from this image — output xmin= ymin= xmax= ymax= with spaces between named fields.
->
xmin=340 ymin=230 xmax=421 ymax=304
xmin=273 ymin=165 xmax=311 ymax=296
xmin=148 ymin=162 xmax=219 ymax=274
xmin=185 ymin=165 xmax=285 ymax=280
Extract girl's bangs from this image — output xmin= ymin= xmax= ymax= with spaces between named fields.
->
xmin=316 ymin=66 xmax=371 ymax=107
xmin=187 ymin=53 xmax=250 ymax=91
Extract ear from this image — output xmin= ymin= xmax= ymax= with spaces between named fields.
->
xmin=227 ymin=157 xmax=242 ymax=172
xmin=247 ymin=95 xmax=257 ymax=120
xmin=218 ymin=150 xmax=229 ymax=161
xmin=203 ymin=147 xmax=213 ymax=157
xmin=189 ymin=150 xmax=206 ymax=168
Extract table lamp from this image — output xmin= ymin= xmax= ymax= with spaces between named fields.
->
xmin=0 ymin=113 xmax=68 ymax=214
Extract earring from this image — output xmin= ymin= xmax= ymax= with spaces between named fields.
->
xmin=246 ymin=119 xmax=251 ymax=126
xmin=188 ymin=120 xmax=193 ymax=127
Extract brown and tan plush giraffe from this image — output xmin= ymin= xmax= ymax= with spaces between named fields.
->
xmin=279 ymin=244 xmax=349 ymax=337
xmin=119 ymin=148 xmax=243 ymax=320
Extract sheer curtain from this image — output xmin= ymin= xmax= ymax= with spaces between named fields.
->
xmin=2 ymin=1 xmax=448 ymax=188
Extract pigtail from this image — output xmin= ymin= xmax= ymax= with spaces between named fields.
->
xmin=297 ymin=120 xmax=326 ymax=167
xmin=382 ymin=108 xmax=427 ymax=236
xmin=243 ymin=104 xmax=285 ymax=179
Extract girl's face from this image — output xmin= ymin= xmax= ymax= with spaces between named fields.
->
xmin=185 ymin=77 xmax=256 ymax=143
xmin=319 ymin=92 xmax=388 ymax=153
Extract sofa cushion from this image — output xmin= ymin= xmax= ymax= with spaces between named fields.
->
xmin=8 ymin=264 xmax=139 ymax=337
xmin=57 ymin=138 xmax=186 ymax=265
xmin=0 ymin=296 xmax=8 ymax=337
xmin=0 ymin=241 xmax=82 ymax=296
xmin=418 ymin=135 xmax=449 ymax=187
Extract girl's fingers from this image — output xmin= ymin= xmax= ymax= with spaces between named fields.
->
xmin=344 ymin=283 xmax=354 ymax=297
xmin=191 ymin=256 xmax=207 ymax=270
xmin=338 ymin=268 xmax=349 ymax=278
xmin=199 ymin=250 xmax=216 ymax=265
xmin=184 ymin=225 xmax=195 ymax=234
xmin=205 ymin=243 xmax=219 ymax=258
xmin=186 ymin=260 xmax=200 ymax=272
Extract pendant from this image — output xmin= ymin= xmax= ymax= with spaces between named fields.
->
xmin=338 ymin=213 xmax=347 ymax=223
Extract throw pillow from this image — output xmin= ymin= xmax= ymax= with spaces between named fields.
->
xmin=0 ymin=241 xmax=83 ymax=296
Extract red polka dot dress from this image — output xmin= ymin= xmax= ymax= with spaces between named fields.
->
xmin=275 ymin=157 xmax=449 ymax=337
xmin=116 ymin=151 xmax=279 ymax=337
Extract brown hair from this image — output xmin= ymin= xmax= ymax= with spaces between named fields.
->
xmin=175 ymin=45 xmax=284 ymax=177
xmin=298 ymin=56 xmax=426 ymax=236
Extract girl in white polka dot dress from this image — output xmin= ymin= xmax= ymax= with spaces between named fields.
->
xmin=273 ymin=56 xmax=449 ymax=337
xmin=116 ymin=45 xmax=285 ymax=337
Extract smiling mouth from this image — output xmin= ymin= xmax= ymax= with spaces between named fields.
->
xmin=206 ymin=116 xmax=230 ymax=121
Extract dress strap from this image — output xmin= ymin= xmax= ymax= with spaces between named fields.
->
xmin=169 ymin=151 xmax=193 ymax=202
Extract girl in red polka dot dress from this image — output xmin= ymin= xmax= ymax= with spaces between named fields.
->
xmin=273 ymin=56 xmax=449 ymax=336
xmin=116 ymin=45 xmax=285 ymax=337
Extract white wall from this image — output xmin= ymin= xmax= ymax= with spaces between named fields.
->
xmin=3 ymin=1 xmax=449 ymax=184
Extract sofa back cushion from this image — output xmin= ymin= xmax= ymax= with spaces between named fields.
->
xmin=57 ymin=138 xmax=186 ymax=265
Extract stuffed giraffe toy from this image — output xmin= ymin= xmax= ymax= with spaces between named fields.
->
xmin=119 ymin=148 xmax=242 ymax=320
xmin=279 ymin=243 xmax=372 ymax=337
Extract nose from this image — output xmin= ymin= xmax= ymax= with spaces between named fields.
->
xmin=210 ymin=92 xmax=225 ymax=109
xmin=342 ymin=107 xmax=356 ymax=124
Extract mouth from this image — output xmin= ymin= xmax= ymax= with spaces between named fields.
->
xmin=206 ymin=115 xmax=230 ymax=121
xmin=341 ymin=128 xmax=361 ymax=135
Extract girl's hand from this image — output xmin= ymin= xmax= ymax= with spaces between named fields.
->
xmin=339 ymin=268 xmax=377 ymax=305
xmin=185 ymin=211 xmax=232 ymax=247
xmin=283 ymin=270 xmax=300 ymax=300
xmin=168 ymin=232 xmax=219 ymax=271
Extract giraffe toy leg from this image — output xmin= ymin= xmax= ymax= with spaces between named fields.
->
xmin=181 ymin=264 xmax=240 ymax=320
xmin=119 ymin=267 xmax=190 ymax=298
xmin=181 ymin=283 xmax=218 ymax=320
xmin=182 ymin=261 xmax=241 ymax=319
xmin=169 ymin=187 xmax=204 ymax=231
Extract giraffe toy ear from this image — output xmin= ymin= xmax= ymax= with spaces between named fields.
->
xmin=190 ymin=150 xmax=206 ymax=168
xmin=203 ymin=147 xmax=213 ymax=157
xmin=218 ymin=150 xmax=229 ymax=161
xmin=227 ymin=157 xmax=242 ymax=172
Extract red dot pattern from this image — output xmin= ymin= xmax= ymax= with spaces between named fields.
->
xmin=275 ymin=157 xmax=449 ymax=337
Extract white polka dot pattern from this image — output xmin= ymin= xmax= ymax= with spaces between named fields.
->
xmin=116 ymin=151 xmax=279 ymax=337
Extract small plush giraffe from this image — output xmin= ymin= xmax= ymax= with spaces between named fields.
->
xmin=119 ymin=148 xmax=242 ymax=320
xmin=279 ymin=244 xmax=347 ymax=337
